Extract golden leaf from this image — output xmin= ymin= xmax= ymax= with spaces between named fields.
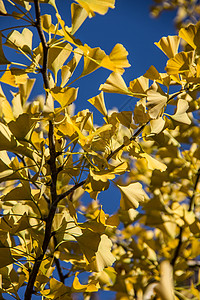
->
xmin=165 ymin=51 xmax=194 ymax=75
xmin=154 ymin=260 xmax=175 ymax=300
xmin=140 ymin=152 xmax=167 ymax=172
xmin=5 ymin=28 xmax=33 ymax=54
xmin=146 ymin=82 xmax=168 ymax=119
xmin=179 ymin=21 xmax=200 ymax=50
xmin=118 ymin=182 xmax=146 ymax=209
xmin=88 ymin=91 xmax=107 ymax=116
xmin=71 ymin=3 xmax=88 ymax=34
xmin=50 ymin=86 xmax=78 ymax=107
xmin=155 ymin=35 xmax=180 ymax=58
xmin=129 ymin=76 xmax=148 ymax=97
xmin=169 ymin=99 xmax=191 ymax=125
xmin=75 ymin=0 xmax=115 ymax=17
xmin=99 ymin=72 xmax=130 ymax=95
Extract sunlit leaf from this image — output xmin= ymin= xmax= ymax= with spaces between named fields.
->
xmin=75 ymin=0 xmax=115 ymax=17
xmin=140 ymin=152 xmax=167 ymax=172
xmin=169 ymin=99 xmax=191 ymax=125
xmin=165 ymin=51 xmax=194 ymax=75
xmin=0 ymin=0 xmax=7 ymax=15
xmin=76 ymin=230 xmax=115 ymax=272
xmin=101 ymin=43 xmax=130 ymax=74
xmin=72 ymin=273 xmax=99 ymax=292
xmin=48 ymin=42 xmax=73 ymax=80
xmin=129 ymin=76 xmax=148 ymax=97
xmin=99 ymin=72 xmax=130 ymax=95
xmin=71 ymin=3 xmax=88 ymax=34
xmin=5 ymin=28 xmax=33 ymax=54
xmin=155 ymin=35 xmax=180 ymax=58
xmin=179 ymin=21 xmax=200 ymax=50
xmin=155 ymin=260 xmax=175 ymax=300
xmin=118 ymin=182 xmax=146 ymax=209
xmin=50 ymin=86 xmax=78 ymax=107
xmin=88 ymin=92 xmax=107 ymax=116
xmin=146 ymin=82 xmax=168 ymax=119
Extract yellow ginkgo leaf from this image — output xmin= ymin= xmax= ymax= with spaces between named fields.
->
xmin=118 ymin=182 xmax=146 ymax=209
xmin=155 ymin=261 xmax=175 ymax=300
xmin=82 ymin=44 xmax=106 ymax=76
xmin=146 ymin=82 xmax=168 ymax=119
xmin=75 ymin=0 xmax=115 ymax=17
xmin=76 ymin=230 xmax=115 ymax=272
xmin=72 ymin=273 xmax=99 ymax=292
xmin=129 ymin=76 xmax=149 ymax=97
xmin=155 ymin=35 xmax=180 ymax=58
xmin=48 ymin=42 xmax=73 ymax=79
xmin=169 ymin=99 xmax=191 ymax=125
xmin=179 ymin=21 xmax=200 ymax=50
xmin=101 ymin=43 xmax=130 ymax=74
xmin=140 ymin=152 xmax=167 ymax=172
xmin=50 ymin=86 xmax=78 ymax=107
xmin=99 ymin=72 xmax=130 ymax=95
xmin=5 ymin=28 xmax=33 ymax=54
xmin=71 ymin=3 xmax=88 ymax=34
xmin=165 ymin=51 xmax=194 ymax=75
xmin=88 ymin=91 xmax=107 ymax=116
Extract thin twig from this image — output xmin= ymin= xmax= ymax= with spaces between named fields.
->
xmin=171 ymin=167 xmax=200 ymax=267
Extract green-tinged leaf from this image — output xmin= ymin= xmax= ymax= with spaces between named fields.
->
xmin=41 ymin=278 xmax=71 ymax=299
xmin=118 ymin=182 xmax=146 ymax=209
xmin=75 ymin=0 xmax=115 ymax=17
xmin=133 ymin=98 xmax=149 ymax=125
xmin=8 ymin=113 xmax=36 ymax=141
xmin=0 ymin=32 xmax=10 ymax=64
xmin=169 ymin=99 xmax=191 ymax=125
xmin=71 ymin=3 xmax=88 ymax=34
xmin=0 ymin=248 xmax=14 ymax=268
xmin=155 ymin=35 xmax=180 ymax=58
xmin=88 ymin=92 xmax=107 ymax=116
xmin=5 ymin=28 xmax=33 ymax=54
xmin=76 ymin=230 xmax=115 ymax=271
xmin=99 ymin=72 xmax=130 ymax=95
xmin=50 ymin=86 xmax=78 ymax=107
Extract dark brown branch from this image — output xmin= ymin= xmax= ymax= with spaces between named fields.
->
xmin=106 ymin=122 xmax=148 ymax=161
xmin=53 ymin=236 xmax=65 ymax=283
xmin=33 ymin=0 xmax=50 ymax=90
xmin=24 ymin=1 xmax=53 ymax=299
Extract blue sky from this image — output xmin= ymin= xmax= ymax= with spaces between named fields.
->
xmin=0 ymin=1 xmax=178 ymax=299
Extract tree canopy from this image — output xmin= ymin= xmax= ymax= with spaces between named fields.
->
xmin=0 ymin=0 xmax=200 ymax=299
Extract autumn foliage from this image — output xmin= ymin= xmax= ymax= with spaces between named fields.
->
xmin=0 ymin=0 xmax=200 ymax=299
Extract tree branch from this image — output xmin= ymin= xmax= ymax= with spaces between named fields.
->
xmin=171 ymin=167 xmax=200 ymax=267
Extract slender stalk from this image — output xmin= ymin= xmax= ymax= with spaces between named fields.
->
xmin=171 ymin=167 xmax=200 ymax=267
